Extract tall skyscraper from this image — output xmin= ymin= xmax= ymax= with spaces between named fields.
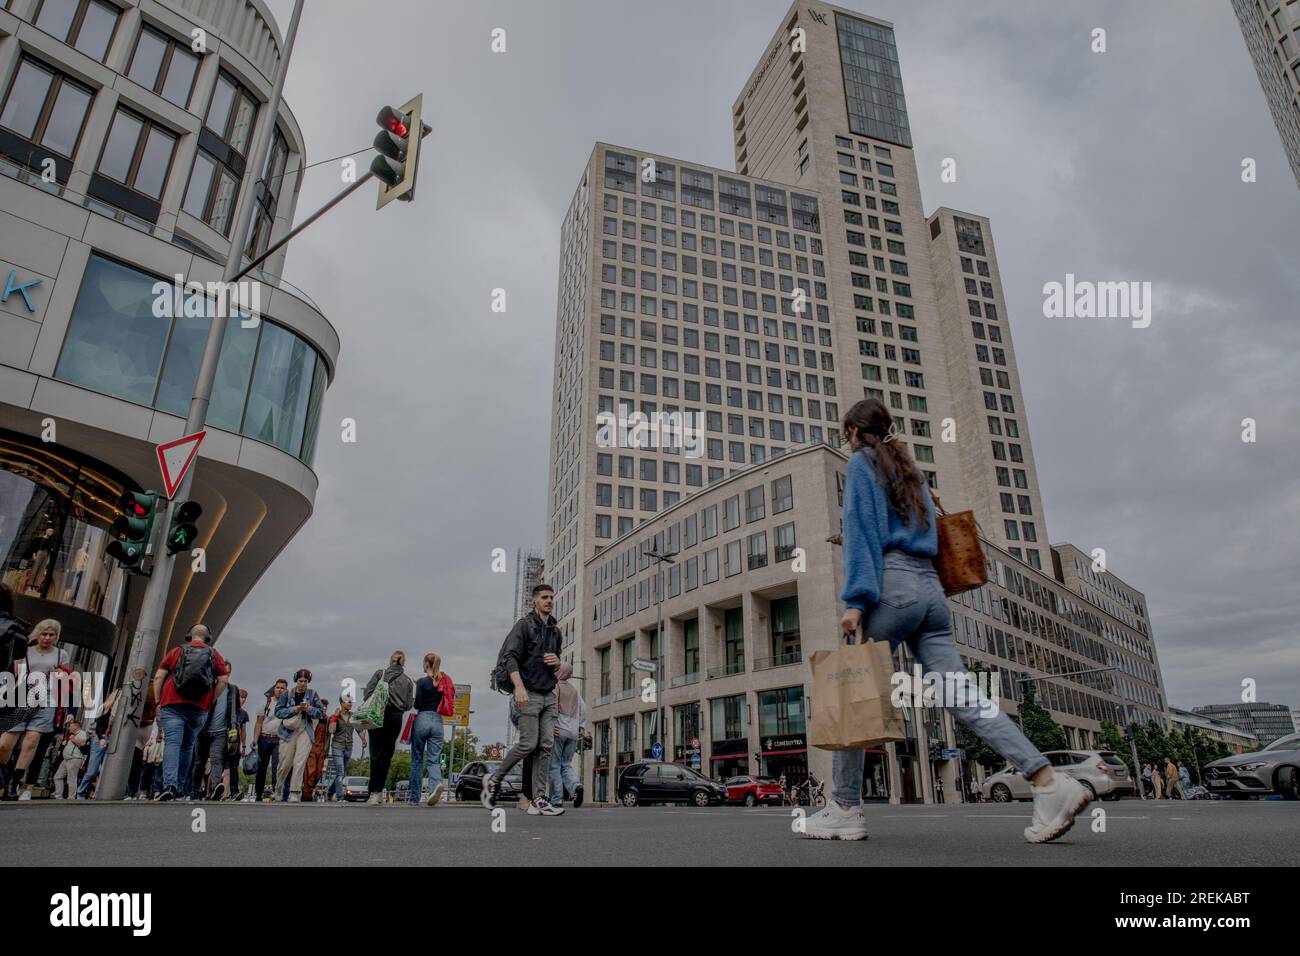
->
xmin=545 ymin=2 xmax=1167 ymax=802
xmin=1231 ymin=0 xmax=1300 ymax=189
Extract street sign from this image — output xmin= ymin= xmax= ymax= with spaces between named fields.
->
xmin=156 ymin=431 xmax=206 ymax=498
xmin=691 ymin=753 xmax=701 ymax=768
xmin=631 ymin=658 xmax=656 ymax=673
xmin=941 ymin=748 xmax=966 ymax=760
xmin=651 ymin=741 xmax=663 ymax=760
xmin=448 ymin=684 xmax=471 ymax=727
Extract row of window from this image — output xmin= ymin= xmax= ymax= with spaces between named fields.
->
xmin=0 ymin=31 xmax=286 ymax=251
xmin=603 ymin=191 xmax=821 ymax=247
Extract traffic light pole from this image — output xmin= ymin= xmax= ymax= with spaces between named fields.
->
xmin=98 ymin=0 xmax=305 ymax=801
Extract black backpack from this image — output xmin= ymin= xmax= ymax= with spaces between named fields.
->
xmin=490 ymin=620 xmax=526 ymax=695
xmin=172 ymin=643 xmax=215 ymax=701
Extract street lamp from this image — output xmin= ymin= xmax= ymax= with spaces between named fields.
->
xmin=646 ymin=548 xmax=677 ymax=763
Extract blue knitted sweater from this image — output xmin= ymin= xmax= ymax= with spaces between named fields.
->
xmin=840 ymin=448 xmax=938 ymax=611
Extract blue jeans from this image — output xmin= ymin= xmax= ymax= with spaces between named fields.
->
xmin=77 ymin=734 xmax=109 ymax=798
xmin=549 ymin=735 xmax=579 ymax=804
xmin=408 ymin=711 xmax=444 ymax=803
xmin=330 ymin=750 xmax=351 ymax=799
xmin=158 ymin=704 xmax=208 ymax=796
xmin=832 ymin=551 xmax=1049 ymax=807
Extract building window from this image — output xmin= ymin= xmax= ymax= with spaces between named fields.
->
xmin=35 ymin=0 xmax=121 ymax=63
xmin=724 ymin=608 xmax=744 ymax=673
xmin=246 ymin=126 xmax=290 ymax=259
xmin=745 ymin=485 xmax=765 ymax=522
xmin=770 ymin=595 xmax=801 ymax=660
xmin=126 ymin=23 xmax=200 ymax=108
xmin=747 ymin=531 xmax=768 ymax=570
xmin=183 ymin=70 xmax=258 ymax=235
xmin=774 ymin=522 xmax=796 ymax=562
xmin=758 ymin=686 xmax=806 ymax=736
xmin=772 ymin=475 xmax=793 ymax=513
xmin=89 ymin=107 xmax=177 ymax=220
xmin=0 ymin=57 xmax=94 ymax=180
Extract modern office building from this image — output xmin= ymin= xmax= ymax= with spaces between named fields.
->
xmin=1191 ymin=702 xmax=1297 ymax=745
xmin=1231 ymin=0 xmax=1300 ymax=189
xmin=1168 ymin=707 xmax=1260 ymax=756
xmin=513 ymin=547 xmax=545 ymax=620
xmin=546 ymin=2 xmax=1167 ymax=803
xmin=0 ymin=0 xmax=336 ymax=688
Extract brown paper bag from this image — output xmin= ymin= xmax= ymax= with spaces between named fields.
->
xmin=809 ymin=638 xmax=908 ymax=751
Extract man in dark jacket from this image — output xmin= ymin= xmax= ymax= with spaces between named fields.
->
xmin=485 ymin=584 xmax=563 ymax=815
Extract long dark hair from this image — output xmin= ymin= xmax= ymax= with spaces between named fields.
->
xmin=842 ymin=398 xmax=929 ymax=530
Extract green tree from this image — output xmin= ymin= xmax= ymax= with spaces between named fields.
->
xmin=1017 ymin=682 xmax=1068 ymax=753
xmin=1097 ymin=719 xmax=1135 ymax=776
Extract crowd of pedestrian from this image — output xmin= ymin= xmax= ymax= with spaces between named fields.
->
xmin=1 ymin=578 xmax=595 ymax=812
xmin=1141 ymin=759 xmax=1192 ymax=799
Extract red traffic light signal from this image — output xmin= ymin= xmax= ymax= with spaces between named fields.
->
xmin=371 ymin=94 xmax=428 ymax=208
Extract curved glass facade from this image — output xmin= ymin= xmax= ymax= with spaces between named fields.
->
xmin=0 ymin=435 xmax=130 ymax=625
xmin=54 ymin=254 xmax=327 ymax=465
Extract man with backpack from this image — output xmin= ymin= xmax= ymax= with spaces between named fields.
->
xmin=485 ymin=583 xmax=564 ymax=816
xmin=151 ymin=624 xmax=229 ymax=801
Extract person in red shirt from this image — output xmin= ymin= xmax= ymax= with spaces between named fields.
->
xmin=151 ymin=624 xmax=229 ymax=801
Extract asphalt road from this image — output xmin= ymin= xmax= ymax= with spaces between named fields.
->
xmin=3 ymin=798 xmax=1295 ymax=866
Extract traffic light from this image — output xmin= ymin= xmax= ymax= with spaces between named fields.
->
xmin=107 ymin=491 xmax=160 ymax=573
xmin=165 ymin=500 xmax=202 ymax=555
xmin=371 ymin=94 xmax=430 ymax=208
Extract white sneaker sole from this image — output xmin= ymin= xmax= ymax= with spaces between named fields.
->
xmin=801 ymin=828 xmax=868 ymax=841
xmin=1024 ymin=786 xmax=1092 ymax=844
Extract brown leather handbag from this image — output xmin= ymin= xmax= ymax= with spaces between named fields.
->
xmin=931 ymin=493 xmax=988 ymax=595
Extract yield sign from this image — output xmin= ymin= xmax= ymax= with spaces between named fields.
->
xmin=156 ymin=430 xmax=206 ymax=498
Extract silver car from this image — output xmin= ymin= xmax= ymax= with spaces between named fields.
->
xmin=981 ymin=749 xmax=1133 ymax=802
xmin=1203 ymin=733 xmax=1300 ymax=799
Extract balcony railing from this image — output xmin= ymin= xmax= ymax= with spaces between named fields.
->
xmin=594 ymin=695 xmax=611 ymax=707
xmin=706 ymin=660 xmax=746 ymax=680
xmin=753 ymin=650 xmax=803 ymax=671
xmin=669 ymin=672 xmax=701 ymax=688
xmin=615 ymin=688 xmax=637 ymax=701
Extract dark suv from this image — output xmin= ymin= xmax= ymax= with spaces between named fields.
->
xmin=618 ymin=761 xmax=728 ymax=807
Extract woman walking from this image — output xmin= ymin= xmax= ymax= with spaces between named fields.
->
xmin=274 ymin=669 xmax=324 ymax=802
xmin=803 ymin=399 xmax=1089 ymax=843
xmin=1152 ymin=762 xmax=1165 ymax=799
xmin=364 ymin=651 xmax=415 ymax=804
xmin=328 ymin=696 xmax=365 ymax=801
xmin=409 ymin=653 xmax=455 ymax=806
xmin=0 ymin=619 xmax=71 ymax=801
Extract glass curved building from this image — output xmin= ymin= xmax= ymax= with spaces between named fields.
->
xmin=0 ymin=0 xmax=337 ymax=682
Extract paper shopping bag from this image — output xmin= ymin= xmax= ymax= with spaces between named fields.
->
xmin=808 ymin=639 xmax=907 ymax=751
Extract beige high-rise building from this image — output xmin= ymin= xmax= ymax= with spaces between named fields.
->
xmin=1231 ymin=0 xmax=1300 ymax=189
xmin=545 ymin=2 xmax=1167 ymax=803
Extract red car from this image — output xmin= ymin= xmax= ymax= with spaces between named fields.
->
xmin=724 ymin=775 xmax=785 ymax=806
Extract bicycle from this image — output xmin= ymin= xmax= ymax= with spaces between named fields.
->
xmin=786 ymin=778 xmax=826 ymax=808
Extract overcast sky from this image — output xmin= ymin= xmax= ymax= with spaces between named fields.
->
xmin=222 ymin=0 xmax=1299 ymax=743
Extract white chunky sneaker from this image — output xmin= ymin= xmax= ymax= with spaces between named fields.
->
xmin=1024 ymin=775 xmax=1090 ymax=844
xmin=426 ymin=783 xmax=445 ymax=807
xmin=801 ymin=802 xmax=868 ymax=840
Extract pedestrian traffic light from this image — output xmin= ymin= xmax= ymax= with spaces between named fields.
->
xmin=107 ymin=491 xmax=160 ymax=572
xmin=164 ymin=500 xmax=202 ymax=555
xmin=371 ymin=94 xmax=430 ymax=208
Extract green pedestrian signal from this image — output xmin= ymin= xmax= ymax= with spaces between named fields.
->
xmin=165 ymin=500 xmax=202 ymax=555
xmin=107 ymin=491 xmax=160 ymax=573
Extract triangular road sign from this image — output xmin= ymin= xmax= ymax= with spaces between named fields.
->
xmin=156 ymin=431 xmax=206 ymax=498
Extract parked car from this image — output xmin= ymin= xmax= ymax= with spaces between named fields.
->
xmin=724 ymin=775 xmax=784 ymax=806
xmin=1043 ymin=750 xmax=1134 ymax=800
xmin=982 ymin=765 xmax=1032 ymax=802
xmin=981 ymin=750 xmax=1133 ymax=802
xmin=619 ymin=761 xmax=728 ymax=807
xmin=340 ymin=776 xmax=369 ymax=802
xmin=1203 ymin=733 xmax=1300 ymax=799
xmin=454 ymin=760 xmax=524 ymax=804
